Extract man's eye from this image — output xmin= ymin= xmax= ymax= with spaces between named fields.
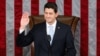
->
xmin=45 ymin=12 xmax=48 ymax=14
xmin=49 ymin=13 xmax=53 ymax=15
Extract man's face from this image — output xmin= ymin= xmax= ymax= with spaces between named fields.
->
xmin=44 ymin=8 xmax=58 ymax=24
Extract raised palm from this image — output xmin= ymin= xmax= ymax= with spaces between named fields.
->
xmin=20 ymin=12 xmax=30 ymax=29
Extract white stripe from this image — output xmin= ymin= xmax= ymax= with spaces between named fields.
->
xmin=23 ymin=45 xmax=31 ymax=56
xmin=56 ymin=0 xmax=64 ymax=15
xmin=72 ymin=0 xmax=80 ymax=17
xmin=74 ymin=21 xmax=80 ymax=56
xmin=72 ymin=0 xmax=80 ymax=56
xmin=88 ymin=0 xmax=97 ymax=56
xmin=6 ymin=0 xmax=14 ymax=56
xmin=39 ymin=0 xmax=47 ymax=15
xmin=22 ymin=0 xmax=31 ymax=56
xmin=22 ymin=0 xmax=31 ymax=14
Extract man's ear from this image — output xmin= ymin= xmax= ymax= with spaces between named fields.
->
xmin=55 ymin=12 xmax=59 ymax=17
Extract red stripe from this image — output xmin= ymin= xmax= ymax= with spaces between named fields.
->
xmin=31 ymin=0 xmax=39 ymax=56
xmin=64 ymin=0 xmax=72 ymax=16
xmin=31 ymin=0 xmax=39 ymax=15
xmin=14 ymin=0 xmax=23 ymax=56
xmin=0 ymin=0 xmax=6 ymax=56
xmin=80 ymin=0 xmax=88 ymax=56
xmin=48 ymin=0 xmax=55 ymax=2
xmin=97 ymin=0 xmax=100 ymax=56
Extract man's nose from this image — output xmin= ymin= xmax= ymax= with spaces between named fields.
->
xmin=47 ymin=14 xmax=50 ymax=17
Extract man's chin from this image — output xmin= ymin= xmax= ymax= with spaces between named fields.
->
xmin=46 ymin=21 xmax=52 ymax=23
xmin=46 ymin=21 xmax=51 ymax=23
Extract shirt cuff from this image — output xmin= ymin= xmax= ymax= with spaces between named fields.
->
xmin=19 ymin=29 xmax=25 ymax=34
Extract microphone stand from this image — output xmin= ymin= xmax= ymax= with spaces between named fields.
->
xmin=47 ymin=35 xmax=52 ymax=56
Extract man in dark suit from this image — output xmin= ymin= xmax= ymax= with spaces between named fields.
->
xmin=16 ymin=2 xmax=76 ymax=56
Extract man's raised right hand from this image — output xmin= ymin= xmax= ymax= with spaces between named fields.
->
xmin=20 ymin=12 xmax=30 ymax=30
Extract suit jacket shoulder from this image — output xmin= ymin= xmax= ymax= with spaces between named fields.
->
xmin=57 ymin=21 xmax=71 ymax=31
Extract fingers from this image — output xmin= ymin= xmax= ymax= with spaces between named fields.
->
xmin=22 ymin=12 xmax=29 ymax=18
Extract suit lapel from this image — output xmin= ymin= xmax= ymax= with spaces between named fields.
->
xmin=51 ymin=21 xmax=61 ymax=46
xmin=42 ymin=22 xmax=51 ymax=47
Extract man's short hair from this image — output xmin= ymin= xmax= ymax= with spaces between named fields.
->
xmin=44 ymin=2 xmax=58 ymax=13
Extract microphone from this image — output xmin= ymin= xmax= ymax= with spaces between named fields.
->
xmin=47 ymin=35 xmax=51 ymax=42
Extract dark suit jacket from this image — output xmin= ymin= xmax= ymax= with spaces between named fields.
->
xmin=16 ymin=21 xmax=76 ymax=56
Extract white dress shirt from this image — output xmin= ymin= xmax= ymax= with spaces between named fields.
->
xmin=46 ymin=20 xmax=57 ymax=45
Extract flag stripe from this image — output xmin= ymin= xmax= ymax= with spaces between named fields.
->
xmin=31 ymin=0 xmax=39 ymax=56
xmin=48 ymin=0 xmax=55 ymax=2
xmin=88 ymin=0 xmax=97 ymax=56
xmin=64 ymin=0 xmax=72 ymax=16
xmin=6 ymin=0 xmax=14 ymax=56
xmin=39 ymin=0 xmax=47 ymax=15
xmin=0 ymin=0 xmax=6 ymax=56
xmin=72 ymin=0 xmax=80 ymax=17
xmin=56 ymin=0 xmax=64 ymax=15
xmin=31 ymin=0 xmax=39 ymax=15
xmin=72 ymin=0 xmax=80 ymax=56
xmin=22 ymin=0 xmax=31 ymax=56
xmin=23 ymin=0 xmax=31 ymax=13
xmin=97 ymin=0 xmax=100 ymax=56
xmin=14 ymin=0 xmax=23 ymax=56
xmin=80 ymin=0 xmax=88 ymax=56
xmin=75 ymin=21 xmax=81 ymax=56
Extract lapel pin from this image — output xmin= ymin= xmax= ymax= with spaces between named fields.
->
xmin=58 ymin=26 xmax=60 ymax=29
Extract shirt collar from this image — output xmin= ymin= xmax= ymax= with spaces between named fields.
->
xmin=46 ymin=20 xmax=57 ymax=27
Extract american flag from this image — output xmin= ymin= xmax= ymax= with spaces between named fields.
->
xmin=0 ymin=0 xmax=100 ymax=56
